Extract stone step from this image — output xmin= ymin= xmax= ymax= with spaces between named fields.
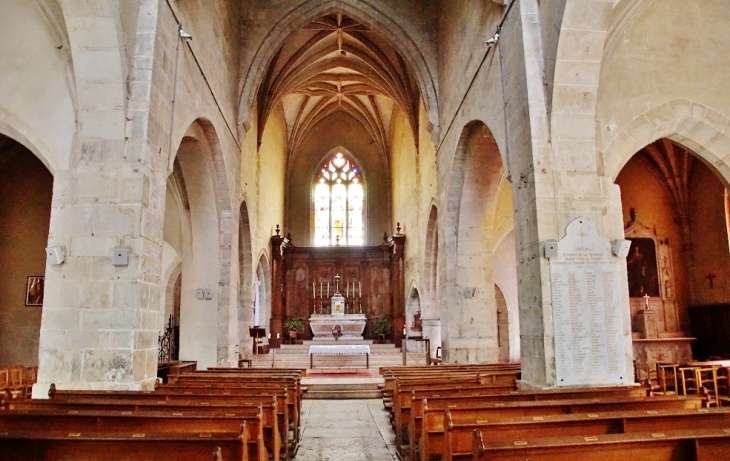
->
xmin=302 ymin=378 xmax=383 ymax=400
xmin=304 ymin=388 xmax=382 ymax=399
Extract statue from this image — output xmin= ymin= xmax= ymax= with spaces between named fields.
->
xmin=411 ymin=311 xmax=422 ymax=332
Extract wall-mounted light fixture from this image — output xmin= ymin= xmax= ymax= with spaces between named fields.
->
xmin=543 ymin=240 xmax=558 ymax=259
xmin=178 ymin=24 xmax=192 ymax=42
xmin=45 ymin=246 xmax=65 ymax=265
xmin=612 ymin=239 xmax=632 ymax=258
xmin=112 ymin=247 xmax=128 ymax=266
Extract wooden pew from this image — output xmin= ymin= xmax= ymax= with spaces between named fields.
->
xmin=159 ymin=375 xmax=301 ymax=449
xmin=0 ymin=427 xmax=248 ymax=461
xmin=394 ymin=380 xmax=518 ymax=457
xmin=446 ymin=407 xmax=730 ymax=461
xmin=419 ymin=395 xmax=704 ymax=461
xmin=0 ymin=407 xmax=267 ymax=461
xmin=389 ymin=370 xmax=520 ymax=456
xmin=43 ymin=387 xmax=284 ymax=460
xmin=408 ymin=385 xmax=649 ymax=460
xmin=472 ymin=427 xmax=730 ymax=461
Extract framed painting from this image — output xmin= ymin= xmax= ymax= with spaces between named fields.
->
xmin=626 ymin=238 xmax=660 ymax=298
xmin=26 ymin=276 xmax=44 ymax=306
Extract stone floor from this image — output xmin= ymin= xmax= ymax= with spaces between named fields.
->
xmin=294 ymin=399 xmax=398 ymax=460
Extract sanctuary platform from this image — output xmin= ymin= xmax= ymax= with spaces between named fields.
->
xmin=309 ymin=313 xmax=367 ymax=340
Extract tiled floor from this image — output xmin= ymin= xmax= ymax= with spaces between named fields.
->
xmin=294 ymin=399 xmax=398 ymax=460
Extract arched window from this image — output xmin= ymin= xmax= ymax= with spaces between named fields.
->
xmin=313 ymin=152 xmax=364 ymax=246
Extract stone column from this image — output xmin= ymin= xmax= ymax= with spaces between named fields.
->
xmin=34 ymin=0 xmax=172 ymax=393
xmin=506 ymin=0 xmax=633 ymax=387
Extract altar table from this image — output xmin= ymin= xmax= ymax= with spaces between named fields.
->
xmin=308 ymin=344 xmax=370 ymax=369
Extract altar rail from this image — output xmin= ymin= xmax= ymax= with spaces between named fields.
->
xmin=308 ymin=345 xmax=370 ymax=369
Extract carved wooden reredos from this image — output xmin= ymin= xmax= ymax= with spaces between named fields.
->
xmin=269 ymin=231 xmax=406 ymax=346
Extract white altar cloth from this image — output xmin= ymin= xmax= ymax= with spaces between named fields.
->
xmin=308 ymin=345 xmax=370 ymax=355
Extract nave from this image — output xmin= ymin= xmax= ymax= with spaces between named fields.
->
xmin=294 ymin=399 xmax=397 ymax=461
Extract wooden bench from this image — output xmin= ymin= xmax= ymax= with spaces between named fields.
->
xmin=0 ymin=428 xmax=248 ymax=461
xmin=44 ymin=387 xmax=287 ymax=460
xmin=419 ymin=395 xmax=705 ymax=461
xmin=446 ymin=407 xmax=730 ymax=461
xmin=158 ymin=375 xmax=302 ymax=448
xmin=408 ymin=385 xmax=649 ymax=460
xmin=0 ymin=407 xmax=268 ymax=460
xmin=473 ymin=427 xmax=730 ymax=461
xmin=389 ymin=370 xmax=520 ymax=456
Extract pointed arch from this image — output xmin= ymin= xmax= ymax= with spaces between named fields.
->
xmin=603 ymin=99 xmax=730 ymax=186
xmin=255 ymin=252 xmax=272 ymax=343
xmin=238 ymin=0 xmax=439 ymax=142
xmin=238 ymin=201 xmax=254 ymax=355
xmin=441 ymin=120 xmax=510 ymax=363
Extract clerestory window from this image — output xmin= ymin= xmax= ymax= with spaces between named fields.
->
xmin=313 ymin=152 xmax=364 ymax=246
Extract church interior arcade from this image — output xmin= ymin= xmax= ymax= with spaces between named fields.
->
xmin=0 ymin=0 xmax=729 ymax=398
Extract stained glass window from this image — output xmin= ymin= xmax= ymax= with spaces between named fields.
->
xmin=313 ymin=152 xmax=364 ymax=246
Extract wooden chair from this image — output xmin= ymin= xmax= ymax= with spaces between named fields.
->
xmin=717 ymin=366 xmax=730 ymax=406
xmin=657 ymin=362 xmax=679 ymax=395
xmin=635 ymin=362 xmax=660 ymax=394
xmin=679 ymin=366 xmax=700 ymax=397
xmin=0 ymin=369 xmax=8 ymax=393
xmin=696 ymin=367 xmax=721 ymax=407
xmin=7 ymin=366 xmax=28 ymax=399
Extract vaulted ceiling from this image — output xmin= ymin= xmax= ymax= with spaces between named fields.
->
xmin=256 ymin=13 xmax=421 ymax=159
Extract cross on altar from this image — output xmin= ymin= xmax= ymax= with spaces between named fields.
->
xmin=643 ymin=293 xmax=651 ymax=310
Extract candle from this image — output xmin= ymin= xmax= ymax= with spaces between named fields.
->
xmin=346 ymin=281 xmax=349 ymax=297
xmin=320 ymin=281 xmax=323 ymax=298
xmin=327 ymin=282 xmax=329 ymax=297
xmin=359 ymin=281 xmax=361 ymax=298
xmin=277 ymin=333 xmax=280 ymax=339
xmin=313 ymin=282 xmax=315 ymax=299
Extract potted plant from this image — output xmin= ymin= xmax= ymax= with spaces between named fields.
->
xmin=283 ymin=317 xmax=304 ymax=343
xmin=372 ymin=315 xmax=391 ymax=343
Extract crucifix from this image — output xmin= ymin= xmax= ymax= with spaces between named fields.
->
xmin=643 ymin=293 xmax=651 ymax=310
xmin=705 ymin=273 xmax=717 ymax=289
xmin=334 ymin=273 xmax=341 ymax=294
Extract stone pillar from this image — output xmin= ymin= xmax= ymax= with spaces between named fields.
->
xmin=506 ymin=0 xmax=633 ymax=387
xmin=34 ymin=0 xmax=171 ymax=393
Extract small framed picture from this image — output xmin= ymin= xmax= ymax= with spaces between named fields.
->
xmin=26 ymin=276 xmax=44 ymax=306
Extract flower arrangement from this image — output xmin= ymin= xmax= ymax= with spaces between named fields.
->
xmin=331 ymin=325 xmax=343 ymax=340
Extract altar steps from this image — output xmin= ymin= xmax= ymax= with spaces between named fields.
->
xmin=247 ymin=343 xmax=427 ymax=373
xmin=302 ymin=380 xmax=383 ymax=399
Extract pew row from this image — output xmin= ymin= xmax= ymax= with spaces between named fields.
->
xmin=419 ymin=395 xmax=705 ymax=461
xmin=446 ymin=407 xmax=730 ymax=461
xmin=473 ymin=427 xmax=730 ymax=461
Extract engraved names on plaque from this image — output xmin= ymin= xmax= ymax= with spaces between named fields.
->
xmin=550 ymin=218 xmax=628 ymax=386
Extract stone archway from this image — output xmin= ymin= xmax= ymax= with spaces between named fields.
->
xmin=171 ymin=121 xmax=227 ymax=369
xmin=238 ymin=201 xmax=254 ymax=356
xmin=0 ymin=134 xmax=53 ymax=367
xmin=441 ymin=121 xmax=508 ymax=363
xmin=255 ymin=253 xmax=272 ymax=345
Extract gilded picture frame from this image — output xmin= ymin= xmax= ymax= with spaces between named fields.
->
xmin=26 ymin=276 xmax=44 ymax=306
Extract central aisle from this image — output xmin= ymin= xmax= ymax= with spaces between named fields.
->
xmin=294 ymin=399 xmax=398 ymax=460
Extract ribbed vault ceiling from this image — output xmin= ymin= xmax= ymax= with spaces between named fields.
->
xmin=256 ymin=13 xmax=421 ymax=158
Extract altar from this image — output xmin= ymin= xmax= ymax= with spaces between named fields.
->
xmin=309 ymin=313 xmax=367 ymax=340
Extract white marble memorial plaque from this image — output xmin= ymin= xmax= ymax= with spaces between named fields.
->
xmin=550 ymin=218 xmax=629 ymax=386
